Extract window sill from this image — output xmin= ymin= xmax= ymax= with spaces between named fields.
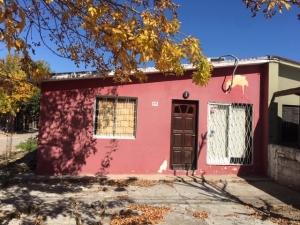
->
xmin=93 ymin=135 xmax=136 ymax=140
xmin=207 ymin=158 xmax=252 ymax=166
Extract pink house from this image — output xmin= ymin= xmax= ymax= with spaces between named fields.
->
xmin=37 ymin=57 xmax=271 ymax=176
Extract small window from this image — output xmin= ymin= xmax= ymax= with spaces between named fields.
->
xmin=282 ymin=105 xmax=299 ymax=142
xmin=94 ymin=97 xmax=137 ymax=138
xmin=207 ymin=102 xmax=253 ymax=165
xmin=180 ymin=105 xmax=188 ymax=113
xmin=174 ymin=106 xmax=181 ymax=113
xmin=187 ymin=106 xmax=194 ymax=114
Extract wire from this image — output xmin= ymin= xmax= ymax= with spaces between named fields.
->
xmin=217 ymin=54 xmax=239 ymax=92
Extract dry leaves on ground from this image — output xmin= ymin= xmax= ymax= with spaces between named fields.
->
xmin=273 ymin=205 xmax=300 ymax=213
xmin=193 ymin=211 xmax=208 ymax=219
xmin=32 ymin=215 xmax=44 ymax=225
xmin=99 ymin=179 xmax=173 ymax=188
xmin=267 ymin=216 xmax=300 ymax=225
xmin=110 ymin=205 xmax=171 ymax=225
xmin=131 ymin=180 xmax=159 ymax=187
xmin=250 ymin=211 xmax=300 ymax=225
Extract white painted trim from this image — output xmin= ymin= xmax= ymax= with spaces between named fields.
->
xmin=93 ymin=135 xmax=136 ymax=140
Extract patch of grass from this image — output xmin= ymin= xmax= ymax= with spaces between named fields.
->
xmin=15 ymin=137 xmax=38 ymax=152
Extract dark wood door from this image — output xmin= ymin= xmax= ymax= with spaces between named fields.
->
xmin=170 ymin=101 xmax=197 ymax=170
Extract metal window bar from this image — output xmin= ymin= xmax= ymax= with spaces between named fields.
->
xmin=207 ymin=102 xmax=253 ymax=165
xmin=95 ymin=97 xmax=136 ymax=138
xmin=113 ymin=98 xmax=117 ymax=136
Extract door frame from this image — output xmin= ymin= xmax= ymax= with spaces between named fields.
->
xmin=170 ymin=100 xmax=199 ymax=170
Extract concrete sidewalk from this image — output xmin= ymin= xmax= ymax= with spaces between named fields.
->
xmin=0 ymin=173 xmax=300 ymax=224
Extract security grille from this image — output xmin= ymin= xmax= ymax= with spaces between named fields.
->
xmin=282 ymin=105 xmax=299 ymax=142
xmin=207 ymin=102 xmax=253 ymax=165
xmin=94 ymin=97 xmax=137 ymax=138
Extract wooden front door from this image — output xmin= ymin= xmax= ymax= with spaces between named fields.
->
xmin=170 ymin=101 xmax=197 ymax=170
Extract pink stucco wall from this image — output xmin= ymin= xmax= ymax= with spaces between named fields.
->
xmin=37 ymin=64 xmax=267 ymax=176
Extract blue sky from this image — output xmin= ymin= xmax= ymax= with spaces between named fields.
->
xmin=1 ymin=0 xmax=299 ymax=73
xmin=177 ymin=0 xmax=300 ymax=61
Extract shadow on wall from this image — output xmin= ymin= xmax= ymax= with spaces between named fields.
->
xmin=97 ymin=139 xmax=119 ymax=176
xmin=194 ymin=132 xmax=207 ymax=173
xmin=37 ymin=86 xmax=119 ymax=175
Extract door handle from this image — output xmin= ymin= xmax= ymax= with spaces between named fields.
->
xmin=192 ymin=134 xmax=196 ymax=137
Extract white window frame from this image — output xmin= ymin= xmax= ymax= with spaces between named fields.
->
xmin=93 ymin=96 xmax=137 ymax=139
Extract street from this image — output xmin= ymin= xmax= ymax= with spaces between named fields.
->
xmin=0 ymin=131 xmax=38 ymax=155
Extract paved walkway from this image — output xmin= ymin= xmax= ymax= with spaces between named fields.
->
xmin=0 ymin=174 xmax=299 ymax=224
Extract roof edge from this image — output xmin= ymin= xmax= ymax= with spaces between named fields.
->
xmin=45 ymin=55 xmax=300 ymax=82
xmin=267 ymin=55 xmax=300 ymax=67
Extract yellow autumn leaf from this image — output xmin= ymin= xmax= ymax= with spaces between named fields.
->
xmin=282 ymin=1 xmax=291 ymax=10
xmin=72 ymin=51 xmax=78 ymax=60
xmin=128 ymin=36 xmax=135 ymax=41
xmin=14 ymin=38 xmax=24 ymax=50
xmin=267 ymin=2 xmax=275 ymax=11
xmin=18 ymin=10 xmax=26 ymax=31
xmin=6 ymin=40 xmax=12 ymax=52
xmin=111 ymin=28 xmax=123 ymax=34
xmin=0 ymin=8 xmax=5 ymax=24
xmin=88 ymin=7 xmax=96 ymax=17
xmin=112 ymin=12 xmax=119 ymax=20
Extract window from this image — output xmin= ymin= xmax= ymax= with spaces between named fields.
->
xmin=94 ymin=97 xmax=137 ymax=138
xmin=282 ymin=105 xmax=299 ymax=142
xmin=207 ymin=102 xmax=253 ymax=165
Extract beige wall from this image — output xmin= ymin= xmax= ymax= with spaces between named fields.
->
xmin=268 ymin=144 xmax=300 ymax=191
xmin=268 ymin=62 xmax=300 ymax=146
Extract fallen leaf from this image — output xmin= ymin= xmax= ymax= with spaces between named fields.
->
xmin=193 ymin=211 xmax=208 ymax=219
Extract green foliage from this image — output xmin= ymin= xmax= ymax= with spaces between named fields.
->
xmin=15 ymin=137 xmax=38 ymax=152
xmin=36 ymin=60 xmax=53 ymax=74
xmin=19 ymin=89 xmax=41 ymax=121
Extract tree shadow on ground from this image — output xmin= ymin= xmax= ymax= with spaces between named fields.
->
xmin=0 ymin=83 xmax=131 ymax=223
xmin=172 ymin=175 xmax=234 ymax=203
xmin=0 ymin=149 xmax=38 ymax=187
xmin=186 ymin=176 xmax=300 ymax=223
xmin=0 ymin=179 xmax=136 ymax=224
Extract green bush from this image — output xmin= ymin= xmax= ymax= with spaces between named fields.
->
xmin=15 ymin=137 xmax=38 ymax=152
